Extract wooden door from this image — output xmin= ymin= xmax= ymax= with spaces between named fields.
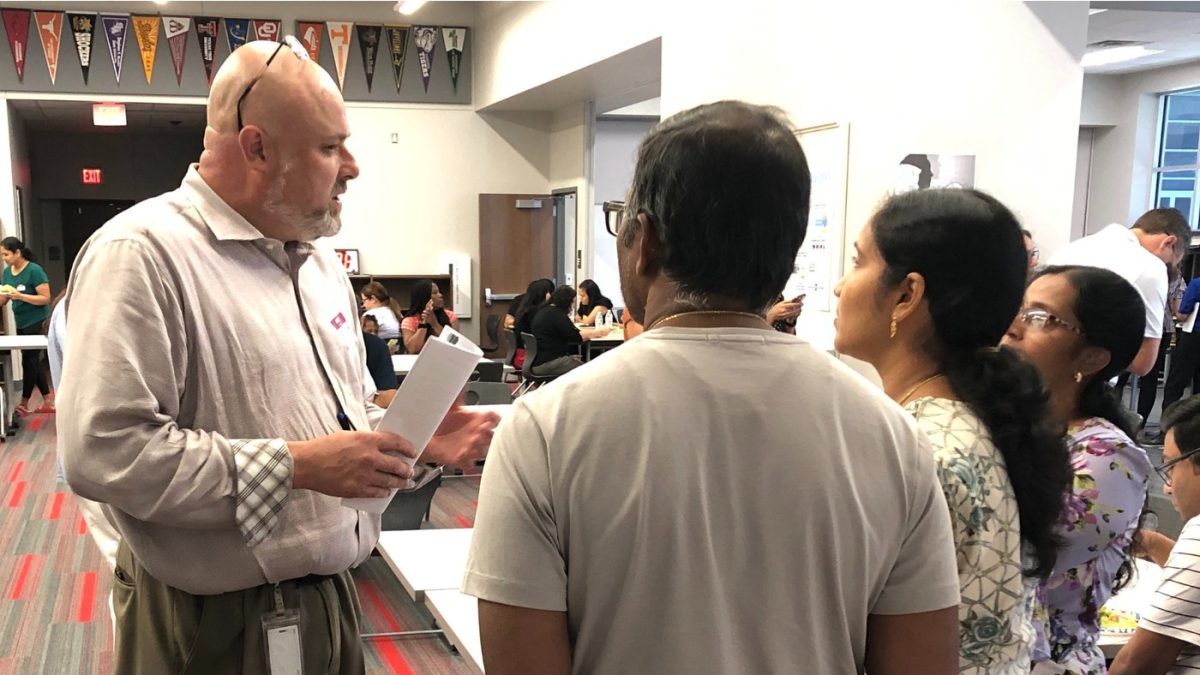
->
xmin=478 ymin=194 xmax=554 ymax=354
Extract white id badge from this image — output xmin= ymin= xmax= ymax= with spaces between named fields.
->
xmin=262 ymin=585 xmax=304 ymax=675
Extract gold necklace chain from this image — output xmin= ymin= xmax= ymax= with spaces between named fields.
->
xmin=647 ymin=310 xmax=767 ymax=331
xmin=898 ymin=373 xmax=946 ymax=406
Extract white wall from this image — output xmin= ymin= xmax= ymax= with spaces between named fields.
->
xmin=590 ymin=117 xmax=655 ymax=308
xmin=1085 ymin=62 xmax=1200 ymax=232
xmin=330 ymin=104 xmax=552 ymax=341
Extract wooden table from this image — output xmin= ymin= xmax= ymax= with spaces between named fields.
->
xmin=375 ymin=528 xmax=474 ymax=601
xmin=1098 ymin=558 xmax=1166 ymax=659
xmin=425 ymin=590 xmax=484 ymax=673
xmin=575 ymin=325 xmax=624 ymax=360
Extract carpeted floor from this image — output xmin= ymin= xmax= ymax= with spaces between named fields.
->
xmin=0 ymin=413 xmax=483 ymax=674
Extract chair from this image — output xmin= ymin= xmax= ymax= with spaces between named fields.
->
xmin=469 ymin=361 xmax=505 ymax=382
xmin=516 ymin=332 xmax=559 ymax=396
xmin=466 ymin=381 xmax=514 ymax=405
xmin=380 ymin=469 xmax=442 ymax=530
xmin=500 ymin=327 xmax=520 ymax=383
xmin=479 ymin=314 xmax=502 ymax=355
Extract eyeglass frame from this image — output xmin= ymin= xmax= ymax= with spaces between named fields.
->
xmin=236 ymin=35 xmax=310 ymax=131
xmin=602 ymin=200 xmax=626 ymax=237
xmin=1155 ymin=445 xmax=1200 ymax=487
xmin=1016 ymin=307 xmax=1085 ymax=336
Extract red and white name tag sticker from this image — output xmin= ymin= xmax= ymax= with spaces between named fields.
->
xmin=331 ymin=312 xmax=346 ymax=330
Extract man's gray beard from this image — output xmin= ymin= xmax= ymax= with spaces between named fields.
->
xmin=264 ymin=171 xmax=341 ymax=241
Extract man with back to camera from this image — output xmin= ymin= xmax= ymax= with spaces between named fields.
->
xmin=57 ymin=39 xmax=496 ymax=674
xmin=463 ymin=101 xmax=961 ymax=675
xmin=1049 ymin=208 xmax=1191 ymax=376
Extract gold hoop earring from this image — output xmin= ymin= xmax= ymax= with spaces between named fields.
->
xmin=1074 ymin=372 xmax=1083 ymax=383
xmin=889 ymin=318 xmax=897 ymax=339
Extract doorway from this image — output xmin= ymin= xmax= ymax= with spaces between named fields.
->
xmin=553 ymin=189 xmax=577 ymax=288
xmin=61 ymin=200 xmax=134 ymax=280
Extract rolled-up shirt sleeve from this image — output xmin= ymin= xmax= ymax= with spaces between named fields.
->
xmin=59 ymin=234 xmax=292 ymax=540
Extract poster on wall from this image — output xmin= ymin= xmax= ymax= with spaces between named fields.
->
xmin=385 ymin=25 xmax=409 ymax=93
xmin=413 ymin=26 xmax=437 ymax=92
xmin=162 ymin=16 xmax=189 ymax=85
xmin=251 ymin=19 xmax=280 ymax=43
xmin=67 ymin=12 xmax=96 ymax=84
xmin=442 ymin=26 xmax=466 ymax=94
xmin=194 ymin=17 xmax=218 ymax=86
xmin=224 ymin=18 xmax=249 ymax=53
xmin=100 ymin=14 xmax=130 ymax=83
xmin=297 ymin=21 xmax=323 ymax=61
xmin=2 ymin=9 xmax=30 ymax=82
xmin=782 ymin=123 xmax=850 ymax=317
xmin=34 ymin=12 xmax=62 ymax=84
xmin=894 ymin=153 xmax=976 ymax=194
xmin=132 ymin=15 xmax=159 ymax=84
xmin=356 ymin=25 xmax=380 ymax=92
xmin=326 ymin=21 xmax=352 ymax=90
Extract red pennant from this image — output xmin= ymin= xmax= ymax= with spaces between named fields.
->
xmin=2 ymin=9 xmax=30 ymax=82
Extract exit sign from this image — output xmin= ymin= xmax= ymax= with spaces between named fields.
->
xmin=81 ymin=168 xmax=102 ymax=184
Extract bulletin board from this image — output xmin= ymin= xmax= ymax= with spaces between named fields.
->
xmin=782 ymin=122 xmax=850 ymax=314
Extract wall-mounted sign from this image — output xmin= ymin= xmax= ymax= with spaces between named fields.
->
xmin=81 ymin=167 xmax=102 ymax=184
xmin=334 ymin=248 xmax=359 ymax=274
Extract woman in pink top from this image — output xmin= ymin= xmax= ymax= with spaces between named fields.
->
xmin=401 ymin=279 xmax=458 ymax=353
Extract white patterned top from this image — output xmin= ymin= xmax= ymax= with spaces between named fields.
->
xmin=907 ymin=397 xmax=1033 ymax=675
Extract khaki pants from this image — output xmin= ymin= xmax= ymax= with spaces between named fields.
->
xmin=112 ymin=541 xmax=364 ymax=675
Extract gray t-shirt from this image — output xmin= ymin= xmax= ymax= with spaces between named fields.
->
xmin=464 ymin=327 xmax=960 ymax=674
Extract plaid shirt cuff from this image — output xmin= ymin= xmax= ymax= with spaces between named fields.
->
xmin=231 ymin=438 xmax=293 ymax=547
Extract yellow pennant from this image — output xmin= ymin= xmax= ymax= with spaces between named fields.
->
xmin=132 ymin=15 xmax=158 ymax=84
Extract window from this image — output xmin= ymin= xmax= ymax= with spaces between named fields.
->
xmin=1153 ymin=89 xmax=1200 ymax=228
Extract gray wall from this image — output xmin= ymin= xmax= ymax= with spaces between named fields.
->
xmin=0 ymin=1 xmax=472 ymax=103
xmin=591 ymin=116 xmax=655 ymax=308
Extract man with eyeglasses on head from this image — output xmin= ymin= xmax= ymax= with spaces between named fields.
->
xmin=1110 ymin=395 xmax=1200 ymax=674
xmin=57 ymin=39 xmax=497 ymax=673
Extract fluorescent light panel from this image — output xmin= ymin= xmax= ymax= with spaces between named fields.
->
xmin=92 ymin=102 xmax=126 ymax=126
xmin=395 ymin=0 xmax=428 ymax=15
xmin=1081 ymin=45 xmax=1163 ymax=68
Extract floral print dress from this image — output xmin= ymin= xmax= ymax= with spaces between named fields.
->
xmin=1030 ymin=417 xmax=1150 ymax=674
xmin=907 ymin=398 xmax=1033 ymax=674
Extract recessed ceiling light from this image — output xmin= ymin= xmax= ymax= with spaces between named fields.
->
xmin=1089 ymin=8 xmax=1107 ymax=15
xmin=394 ymin=0 xmax=428 ymax=15
xmin=1082 ymin=45 xmax=1164 ymax=68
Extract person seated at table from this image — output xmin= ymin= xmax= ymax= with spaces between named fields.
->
xmin=506 ymin=277 xmax=553 ymax=330
xmin=575 ymin=279 xmax=613 ymax=325
xmin=363 ymin=321 xmax=398 ymax=409
xmin=1109 ymin=394 xmax=1200 ymax=675
xmin=833 ymin=188 xmax=1072 ymax=672
xmin=1001 ymin=265 xmax=1152 ymax=673
xmin=401 ymin=279 xmax=458 ymax=354
xmin=361 ymin=314 xmax=379 ymax=336
xmin=361 ymin=281 xmax=402 ymax=341
xmin=510 ymin=278 xmax=555 ymax=369
xmin=531 ymin=285 xmax=609 ymax=377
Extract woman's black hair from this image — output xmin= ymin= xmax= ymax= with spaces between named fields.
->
xmin=549 ymin=285 xmax=576 ymax=311
xmin=404 ymin=279 xmax=450 ymax=327
xmin=513 ymin=278 xmax=555 ymax=330
xmin=1032 ymin=264 xmax=1149 ymax=592
xmin=578 ymin=279 xmax=603 ymax=304
xmin=1 ymin=237 xmax=35 ymax=263
xmin=873 ymin=188 xmax=1072 ymax=579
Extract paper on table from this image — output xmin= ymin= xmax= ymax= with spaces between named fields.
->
xmin=343 ymin=327 xmax=483 ymax=514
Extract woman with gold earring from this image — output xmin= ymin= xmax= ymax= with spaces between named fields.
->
xmin=1002 ymin=265 xmax=1152 ymax=673
xmin=833 ymin=189 xmax=1072 ymax=673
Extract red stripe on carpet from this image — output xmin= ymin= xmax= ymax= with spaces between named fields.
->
xmin=8 ymin=461 xmax=23 ymax=483
xmin=9 ymin=554 xmax=34 ymax=599
xmin=77 ymin=515 xmax=87 ymax=535
xmin=454 ymin=515 xmax=473 ymax=528
xmin=48 ymin=493 xmax=64 ymax=520
xmin=358 ymin=582 xmax=414 ymax=673
xmin=8 ymin=482 xmax=26 ymax=507
xmin=28 ymin=418 xmax=44 ymax=432
xmin=359 ymin=580 xmax=400 ymax=632
xmin=76 ymin=572 xmax=96 ymax=623
xmin=471 ymin=500 xmax=478 ymax=508
xmin=376 ymin=640 xmax=415 ymax=675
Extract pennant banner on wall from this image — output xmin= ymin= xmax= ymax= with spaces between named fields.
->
xmin=413 ymin=26 xmax=437 ymax=93
xmin=67 ymin=12 xmax=96 ymax=84
xmin=442 ymin=26 xmax=466 ymax=94
xmin=100 ymin=14 xmax=130 ymax=83
xmin=297 ymin=21 xmax=323 ymax=61
xmin=251 ymin=19 xmax=280 ymax=43
xmin=132 ymin=15 xmax=158 ymax=84
xmin=2 ymin=10 xmax=30 ymax=82
xmin=162 ymin=16 xmax=189 ymax=85
xmin=326 ymin=21 xmax=352 ymax=91
xmin=34 ymin=12 xmax=62 ymax=84
xmin=225 ymin=18 xmax=249 ymax=53
xmin=385 ymin=25 xmax=409 ymax=93
xmin=194 ymin=17 xmax=218 ymax=86
xmin=356 ymin=25 xmax=380 ymax=92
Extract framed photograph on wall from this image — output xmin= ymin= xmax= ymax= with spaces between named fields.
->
xmin=334 ymin=248 xmax=360 ymax=274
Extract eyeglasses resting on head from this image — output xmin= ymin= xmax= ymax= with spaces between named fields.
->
xmin=236 ymin=35 xmax=310 ymax=131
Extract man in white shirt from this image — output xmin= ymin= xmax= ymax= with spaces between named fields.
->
xmin=1048 ymin=209 xmax=1190 ymax=375
xmin=463 ymin=101 xmax=961 ymax=675
xmin=1110 ymin=394 xmax=1200 ymax=674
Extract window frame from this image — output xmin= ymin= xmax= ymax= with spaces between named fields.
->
xmin=1152 ymin=88 xmax=1200 ymax=228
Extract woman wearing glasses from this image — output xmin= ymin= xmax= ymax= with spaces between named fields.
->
xmin=833 ymin=189 xmax=1071 ymax=673
xmin=1001 ymin=265 xmax=1152 ymax=674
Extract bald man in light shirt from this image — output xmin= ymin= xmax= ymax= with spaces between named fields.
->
xmin=58 ymin=40 xmax=496 ymax=674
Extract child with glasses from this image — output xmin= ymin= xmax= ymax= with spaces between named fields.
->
xmin=1109 ymin=394 xmax=1200 ymax=674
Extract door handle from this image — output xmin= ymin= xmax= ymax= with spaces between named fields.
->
xmin=484 ymin=288 xmax=518 ymax=307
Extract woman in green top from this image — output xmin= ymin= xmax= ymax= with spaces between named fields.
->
xmin=0 ymin=237 xmax=52 ymax=414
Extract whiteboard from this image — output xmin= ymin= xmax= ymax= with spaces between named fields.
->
xmin=782 ymin=122 xmax=850 ymax=314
